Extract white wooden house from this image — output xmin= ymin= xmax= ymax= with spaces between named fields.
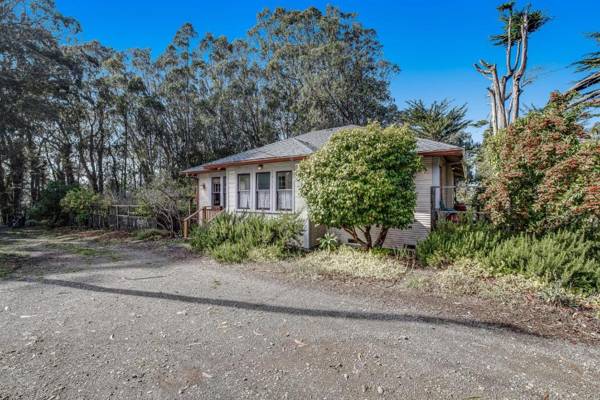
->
xmin=182 ymin=126 xmax=464 ymax=248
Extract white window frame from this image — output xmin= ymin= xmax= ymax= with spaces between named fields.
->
xmin=237 ymin=174 xmax=251 ymax=210
xmin=276 ymin=171 xmax=293 ymax=211
xmin=211 ymin=177 xmax=222 ymax=207
xmin=255 ymin=172 xmax=271 ymax=210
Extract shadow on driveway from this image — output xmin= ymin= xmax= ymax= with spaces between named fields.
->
xmin=12 ymin=276 xmax=543 ymax=339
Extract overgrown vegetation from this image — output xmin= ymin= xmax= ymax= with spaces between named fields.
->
xmin=415 ymin=260 xmax=600 ymax=312
xmin=416 ymin=220 xmax=505 ymax=267
xmin=134 ymin=228 xmax=171 ymax=241
xmin=417 ymin=221 xmax=600 ymax=294
xmin=295 ymin=246 xmax=408 ymax=280
xmin=189 ymin=212 xmax=304 ymax=263
xmin=135 ymin=176 xmax=193 ymax=236
xmin=60 ymin=187 xmax=107 ymax=225
xmin=28 ymin=181 xmax=78 ymax=226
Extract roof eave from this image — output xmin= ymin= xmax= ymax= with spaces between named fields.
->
xmin=418 ymin=149 xmax=464 ymax=157
xmin=181 ymin=148 xmax=464 ymax=175
xmin=181 ymin=155 xmax=309 ymax=175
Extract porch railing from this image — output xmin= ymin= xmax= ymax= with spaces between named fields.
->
xmin=182 ymin=206 xmax=224 ymax=239
xmin=431 ymin=185 xmax=487 ymax=227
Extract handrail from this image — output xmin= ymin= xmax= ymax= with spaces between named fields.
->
xmin=182 ymin=207 xmax=224 ymax=239
xmin=202 ymin=206 xmax=223 ymax=223
xmin=182 ymin=209 xmax=200 ymax=239
xmin=183 ymin=209 xmax=200 ymax=222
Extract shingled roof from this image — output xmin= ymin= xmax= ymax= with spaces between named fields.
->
xmin=182 ymin=125 xmax=463 ymax=174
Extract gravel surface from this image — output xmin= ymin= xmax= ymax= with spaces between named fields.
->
xmin=0 ymin=229 xmax=599 ymax=399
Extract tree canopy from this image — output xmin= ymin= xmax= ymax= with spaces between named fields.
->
xmin=0 ymin=2 xmax=400 ymax=223
xmin=400 ymin=99 xmax=473 ymax=149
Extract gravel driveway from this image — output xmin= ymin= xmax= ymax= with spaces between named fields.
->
xmin=1 ymin=229 xmax=599 ymax=399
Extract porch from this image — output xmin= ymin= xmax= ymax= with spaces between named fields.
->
xmin=430 ymin=185 xmax=487 ymax=227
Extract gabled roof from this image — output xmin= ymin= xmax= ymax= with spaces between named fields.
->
xmin=182 ymin=125 xmax=463 ymax=174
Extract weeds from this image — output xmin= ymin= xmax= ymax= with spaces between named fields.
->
xmin=295 ymin=246 xmax=408 ymax=280
xmin=135 ymin=228 xmax=170 ymax=241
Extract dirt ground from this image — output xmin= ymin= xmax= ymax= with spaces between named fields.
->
xmin=1 ymin=228 xmax=599 ymax=399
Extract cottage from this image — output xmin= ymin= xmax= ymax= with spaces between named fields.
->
xmin=181 ymin=125 xmax=464 ymax=248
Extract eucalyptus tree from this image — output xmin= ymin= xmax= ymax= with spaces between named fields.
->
xmin=61 ymin=41 xmax=118 ymax=194
xmin=196 ymin=34 xmax=275 ymax=159
xmin=474 ymin=2 xmax=548 ymax=134
xmin=249 ymin=6 xmax=399 ymax=137
xmin=128 ymin=48 xmax=165 ymax=185
xmin=0 ymin=0 xmax=80 ymax=220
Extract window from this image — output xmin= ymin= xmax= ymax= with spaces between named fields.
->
xmin=211 ymin=177 xmax=221 ymax=207
xmin=276 ymin=171 xmax=292 ymax=211
xmin=256 ymin=172 xmax=271 ymax=210
xmin=237 ymin=174 xmax=250 ymax=209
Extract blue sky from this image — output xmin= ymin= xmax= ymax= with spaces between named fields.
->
xmin=56 ymin=0 xmax=599 ymax=142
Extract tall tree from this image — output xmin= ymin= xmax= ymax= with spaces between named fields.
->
xmin=250 ymin=6 xmax=399 ymax=137
xmin=474 ymin=2 xmax=548 ymax=134
xmin=0 ymin=0 xmax=80 ymax=221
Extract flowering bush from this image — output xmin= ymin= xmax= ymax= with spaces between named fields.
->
xmin=536 ymin=142 xmax=600 ymax=234
xmin=480 ymin=96 xmax=597 ymax=233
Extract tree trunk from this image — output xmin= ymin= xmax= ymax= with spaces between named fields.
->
xmin=474 ymin=9 xmax=531 ymax=134
xmin=374 ymin=227 xmax=389 ymax=248
xmin=0 ymin=156 xmax=8 ymax=224
xmin=510 ymin=13 xmax=529 ymax=123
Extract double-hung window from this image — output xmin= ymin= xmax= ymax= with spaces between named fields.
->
xmin=211 ymin=177 xmax=221 ymax=207
xmin=237 ymin=174 xmax=250 ymax=209
xmin=276 ymin=171 xmax=293 ymax=211
xmin=256 ymin=172 xmax=271 ymax=210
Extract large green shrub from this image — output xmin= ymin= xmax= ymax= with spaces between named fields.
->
xmin=60 ymin=187 xmax=105 ymax=225
xmin=190 ymin=212 xmax=304 ymax=263
xmin=297 ymin=122 xmax=423 ymax=249
xmin=485 ymin=231 xmax=600 ymax=294
xmin=416 ymin=221 xmax=505 ymax=267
